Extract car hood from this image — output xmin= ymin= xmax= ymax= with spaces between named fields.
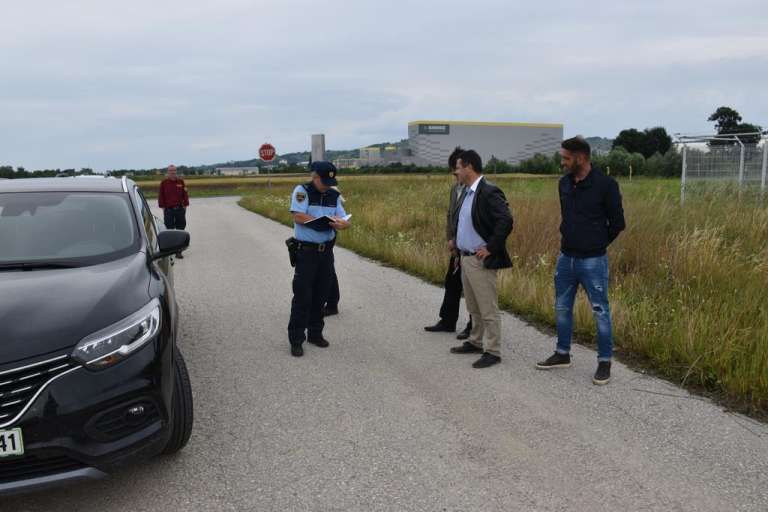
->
xmin=0 ymin=253 xmax=152 ymax=365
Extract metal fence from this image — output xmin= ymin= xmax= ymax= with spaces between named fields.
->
xmin=676 ymin=133 xmax=767 ymax=204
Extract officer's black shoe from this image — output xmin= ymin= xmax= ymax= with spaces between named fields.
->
xmin=472 ymin=352 xmax=501 ymax=368
xmin=424 ymin=321 xmax=456 ymax=333
xmin=307 ymin=337 xmax=330 ymax=348
xmin=323 ymin=306 xmax=339 ymax=317
xmin=593 ymin=361 xmax=612 ymax=385
xmin=456 ymin=323 xmax=472 ymax=340
xmin=536 ymin=352 xmax=571 ymax=370
xmin=450 ymin=341 xmax=483 ymax=354
xmin=175 ymin=252 xmax=184 ymax=259
xmin=290 ymin=343 xmax=304 ymax=357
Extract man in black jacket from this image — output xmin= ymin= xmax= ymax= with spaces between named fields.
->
xmin=424 ymin=147 xmax=472 ymax=337
xmin=449 ymin=150 xmax=514 ymax=368
xmin=537 ymin=136 xmax=625 ymax=384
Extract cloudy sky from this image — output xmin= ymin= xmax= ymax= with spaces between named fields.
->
xmin=2 ymin=0 xmax=766 ymax=171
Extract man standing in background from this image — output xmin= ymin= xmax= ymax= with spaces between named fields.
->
xmin=536 ymin=136 xmax=625 ymax=385
xmin=158 ymin=164 xmax=190 ymax=258
xmin=424 ymin=147 xmax=473 ymax=337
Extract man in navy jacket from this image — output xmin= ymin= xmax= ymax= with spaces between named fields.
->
xmin=537 ymin=137 xmax=625 ymax=385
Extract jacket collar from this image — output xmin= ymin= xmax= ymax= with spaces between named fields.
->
xmin=568 ymin=165 xmax=597 ymax=188
xmin=467 ymin=175 xmax=484 ymax=193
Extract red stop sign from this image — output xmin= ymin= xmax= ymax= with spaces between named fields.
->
xmin=259 ymin=143 xmax=276 ymax=162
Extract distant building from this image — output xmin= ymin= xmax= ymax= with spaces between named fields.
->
xmin=334 ymin=158 xmax=361 ymax=169
xmin=407 ymin=120 xmax=563 ymax=167
xmin=355 ymin=120 xmax=563 ymax=168
xmin=311 ymin=134 xmax=326 ymax=162
xmin=215 ymin=167 xmax=260 ymax=176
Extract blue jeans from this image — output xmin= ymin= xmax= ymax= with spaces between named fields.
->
xmin=554 ymin=253 xmax=613 ymax=361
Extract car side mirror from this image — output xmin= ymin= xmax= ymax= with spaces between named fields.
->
xmin=151 ymin=230 xmax=190 ymax=261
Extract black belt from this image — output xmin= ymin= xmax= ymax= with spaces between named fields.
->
xmin=460 ymin=250 xmax=476 ymax=256
xmin=297 ymin=240 xmax=335 ymax=252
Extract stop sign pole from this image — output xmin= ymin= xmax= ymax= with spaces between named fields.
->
xmin=259 ymin=143 xmax=276 ymax=189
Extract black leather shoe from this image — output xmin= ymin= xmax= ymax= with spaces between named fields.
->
xmin=307 ymin=337 xmax=330 ymax=348
xmin=456 ymin=323 xmax=471 ymax=340
xmin=450 ymin=341 xmax=483 ymax=354
xmin=425 ymin=321 xmax=456 ymax=333
xmin=323 ymin=306 xmax=339 ymax=317
xmin=175 ymin=252 xmax=184 ymax=259
xmin=290 ymin=344 xmax=304 ymax=357
xmin=472 ymin=352 xmax=501 ymax=368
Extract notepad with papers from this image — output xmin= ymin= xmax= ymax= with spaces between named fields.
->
xmin=303 ymin=214 xmax=352 ymax=231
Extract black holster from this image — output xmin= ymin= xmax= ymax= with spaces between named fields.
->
xmin=285 ymin=237 xmax=299 ymax=267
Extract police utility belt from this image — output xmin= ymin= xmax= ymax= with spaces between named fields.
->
xmin=285 ymin=237 xmax=335 ymax=267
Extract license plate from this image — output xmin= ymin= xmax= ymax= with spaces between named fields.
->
xmin=0 ymin=428 xmax=24 ymax=457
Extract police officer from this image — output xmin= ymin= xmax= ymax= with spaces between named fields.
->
xmin=287 ymin=161 xmax=350 ymax=357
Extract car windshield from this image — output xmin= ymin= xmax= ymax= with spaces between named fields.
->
xmin=0 ymin=192 xmax=139 ymax=267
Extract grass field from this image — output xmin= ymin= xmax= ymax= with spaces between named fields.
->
xmin=138 ymin=173 xmax=554 ymax=199
xmin=233 ymin=175 xmax=768 ymax=417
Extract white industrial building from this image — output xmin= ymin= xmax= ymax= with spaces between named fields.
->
xmin=406 ymin=120 xmax=563 ymax=167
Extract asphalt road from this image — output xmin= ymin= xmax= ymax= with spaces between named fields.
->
xmin=8 ymin=196 xmax=768 ymax=511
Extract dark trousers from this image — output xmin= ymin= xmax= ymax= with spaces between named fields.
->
xmin=439 ymin=255 xmax=471 ymax=330
xmin=288 ymin=247 xmax=334 ymax=344
xmin=164 ymin=207 xmax=187 ymax=230
xmin=326 ymin=265 xmax=339 ymax=308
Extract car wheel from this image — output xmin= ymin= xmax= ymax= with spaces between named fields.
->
xmin=162 ymin=348 xmax=194 ymax=455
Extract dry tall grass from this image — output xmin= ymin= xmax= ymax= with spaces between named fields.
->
xmin=240 ymin=176 xmax=768 ymax=415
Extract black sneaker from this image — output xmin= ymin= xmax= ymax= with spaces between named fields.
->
xmin=290 ymin=343 xmax=304 ymax=357
xmin=307 ymin=337 xmax=330 ymax=348
xmin=472 ymin=352 xmax=501 ymax=368
xmin=323 ymin=306 xmax=339 ymax=317
xmin=456 ymin=323 xmax=471 ymax=340
xmin=593 ymin=361 xmax=611 ymax=385
xmin=450 ymin=341 xmax=483 ymax=354
xmin=425 ymin=321 xmax=456 ymax=333
xmin=536 ymin=352 xmax=571 ymax=370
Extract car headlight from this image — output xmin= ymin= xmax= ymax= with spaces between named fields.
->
xmin=72 ymin=299 xmax=161 ymax=370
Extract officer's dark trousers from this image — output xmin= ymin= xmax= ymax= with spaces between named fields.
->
xmin=439 ymin=255 xmax=472 ymax=330
xmin=164 ymin=207 xmax=187 ymax=230
xmin=288 ymin=246 xmax=334 ymax=344
xmin=326 ymin=265 xmax=340 ymax=308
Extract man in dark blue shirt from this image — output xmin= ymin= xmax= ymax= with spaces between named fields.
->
xmin=537 ymin=137 xmax=625 ymax=384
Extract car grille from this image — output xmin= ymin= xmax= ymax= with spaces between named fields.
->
xmin=0 ymin=355 xmax=77 ymax=426
xmin=0 ymin=454 xmax=86 ymax=484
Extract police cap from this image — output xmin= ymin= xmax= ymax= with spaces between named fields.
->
xmin=310 ymin=161 xmax=338 ymax=186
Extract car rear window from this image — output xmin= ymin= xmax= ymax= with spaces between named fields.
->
xmin=0 ymin=192 xmax=139 ymax=265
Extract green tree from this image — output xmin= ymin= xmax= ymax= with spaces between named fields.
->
xmin=614 ymin=126 xmax=672 ymax=158
xmin=641 ymin=127 xmax=672 ymax=157
xmin=708 ymin=106 xmax=742 ymax=132
xmin=612 ymin=129 xmax=645 ymax=154
xmin=645 ymin=152 xmax=665 ymax=176
xmin=628 ymin=152 xmax=646 ymax=176
xmin=661 ymin=148 xmax=682 ymax=177
xmin=708 ymin=106 xmax=763 ymax=145
xmin=606 ymin=147 xmax=631 ymax=176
